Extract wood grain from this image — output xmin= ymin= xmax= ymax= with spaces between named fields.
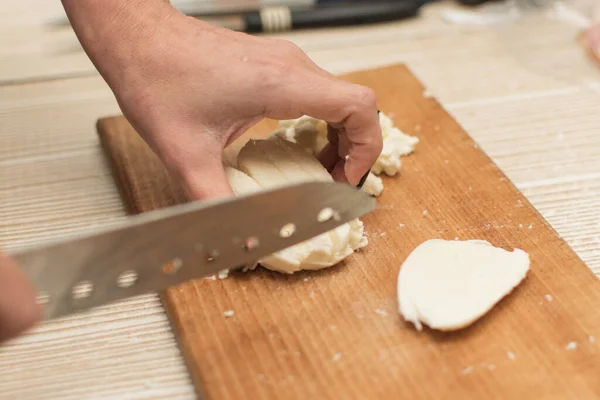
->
xmin=97 ymin=64 xmax=600 ymax=399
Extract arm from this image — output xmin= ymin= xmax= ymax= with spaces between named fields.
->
xmin=61 ymin=0 xmax=383 ymax=198
xmin=2 ymin=0 xmax=383 ymax=342
xmin=60 ymin=0 xmax=176 ymax=90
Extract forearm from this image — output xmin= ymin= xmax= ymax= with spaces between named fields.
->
xmin=60 ymin=0 xmax=177 ymax=87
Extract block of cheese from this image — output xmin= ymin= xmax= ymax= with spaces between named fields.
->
xmin=270 ymin=111 xmax=418 ymax=196
xmin=226 ymin=137 xmax=367 ymax=274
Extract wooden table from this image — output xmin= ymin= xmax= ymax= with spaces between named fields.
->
xmin=1 ymin=1 xmax=599 ymax=399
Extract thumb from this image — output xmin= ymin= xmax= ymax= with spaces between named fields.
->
xmin=178 ymin=151 xmax=235 ymax=201
xmin=0 ymin=253 xmax=41 ymax=343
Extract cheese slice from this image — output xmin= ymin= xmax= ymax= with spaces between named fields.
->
xmin=228 ymin=137 xmax=367 ymax=274
xmin=397 ymin=239 xmax=530 ymax=331
xmin=225 ymin=167 xmax=262 ymax=195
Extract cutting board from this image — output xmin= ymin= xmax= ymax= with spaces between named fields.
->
xmin=97 ymin=64 xmax=600 ymax=399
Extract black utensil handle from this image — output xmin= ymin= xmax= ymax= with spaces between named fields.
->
xmin=244 ymin=1 xmax=421 ymax=33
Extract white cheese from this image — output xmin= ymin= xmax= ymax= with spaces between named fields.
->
xmin=362 ymin=172 xmax=384 ymax=197
xmin=274 ymin=116 xmax=329 ymax=154
xmin=372 ymin=112 xmax=419 ymax=176
xmin=227 ymin=136 xmax=367 ymax=274
xmin=225 ymin=167 xmax=262 ymax=195
xmin=270 ymin=111 xmax=419 ymax=193
xmin=397 ymin=239 xmax=530 ymax=331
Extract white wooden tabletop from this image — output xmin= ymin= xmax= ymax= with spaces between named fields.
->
xmin=1 ymin=1 xmax=599 ymax=399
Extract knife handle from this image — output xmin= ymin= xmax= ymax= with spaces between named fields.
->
xmin=244 ymin=1 xmax=421 ymax=33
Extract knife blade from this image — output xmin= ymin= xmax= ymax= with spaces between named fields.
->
xmin=11 ymin=181 xmax=376 ymax=320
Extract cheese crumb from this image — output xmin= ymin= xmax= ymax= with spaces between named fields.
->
xmin=507 ymin=351 xmax=516 ymax=360
xmin=545 ymin=294 xmax=553 ymax=302
xmin=374 ymin=309 xmax=388 ymax=317
xmin=218 ymin=269 xmax=229 ymax=279
xmin=589 ymin=335 xmax=596 ymax=344
xmin=361 ymin=172 xmax=384 ymax=197
xmin=566 ymin=341 xmax=577 ymax=351
xmin=223 ymin=310 xmax=235 ymax=317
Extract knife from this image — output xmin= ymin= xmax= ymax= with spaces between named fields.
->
xmin=197 ymin=1 xmax=421 ymax=33
xmin=11 ymin=181 xmax=376 ymax=321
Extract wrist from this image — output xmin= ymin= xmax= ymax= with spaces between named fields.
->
xmin=61 ymin=0 xmax=183 ymax=87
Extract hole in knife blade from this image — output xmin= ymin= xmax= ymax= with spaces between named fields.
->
xmin=117 ymin=270 xmax=138 ymax=287
xmin=162 ymin=258 xmax=183 ymax=275
xmin=279 ymin=223 xmax=296 ymax=238
xmin=36 ymin=292 xmax=50 ymax=305
xmin=244 ymin=236 xmax=260 ymax=251
xmin=317 ymin=208 xmax=333 ymax=222
xmin=72 ymin=281 xmax=93 ymax=300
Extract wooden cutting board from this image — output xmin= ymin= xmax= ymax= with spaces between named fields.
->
xmin=97 ymin=64 xmax=600 ymax=399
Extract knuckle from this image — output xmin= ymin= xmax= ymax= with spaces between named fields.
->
xmin=364 ymin=125 xmax=383 ymax=158
xmin=353 ymin=86 xmax=377 ymax=109
xmin=277 ymin=39 xmax=304 ymax=57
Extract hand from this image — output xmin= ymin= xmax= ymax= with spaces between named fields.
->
xmin=0 ymin=253 xmax=41 ymax=343
xmin=62 ymin=0 xmax=383 ymax=200
xmin=582 ymin=24 xmax=600 ymax=63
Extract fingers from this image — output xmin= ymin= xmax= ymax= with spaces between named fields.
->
xmin=153 ymin=127 xmax=236 ymax=201
xmin=178 ymin=152 xmax=235 ymax=201
xmin=267 ymin=72 xmax=382 ymax=185
xmin=317 ymin=142 xmax=339 ymax=173
xmin=181 ymin=164 xmax=234 ymax=201
xmin=582 ymin=25 xmax=600 ymax=61
xmin=0 ymin=254 xmax=41 ymax=343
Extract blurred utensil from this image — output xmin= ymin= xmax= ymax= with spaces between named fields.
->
xmin=198 ymin=1 xmax=421 ymax=33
